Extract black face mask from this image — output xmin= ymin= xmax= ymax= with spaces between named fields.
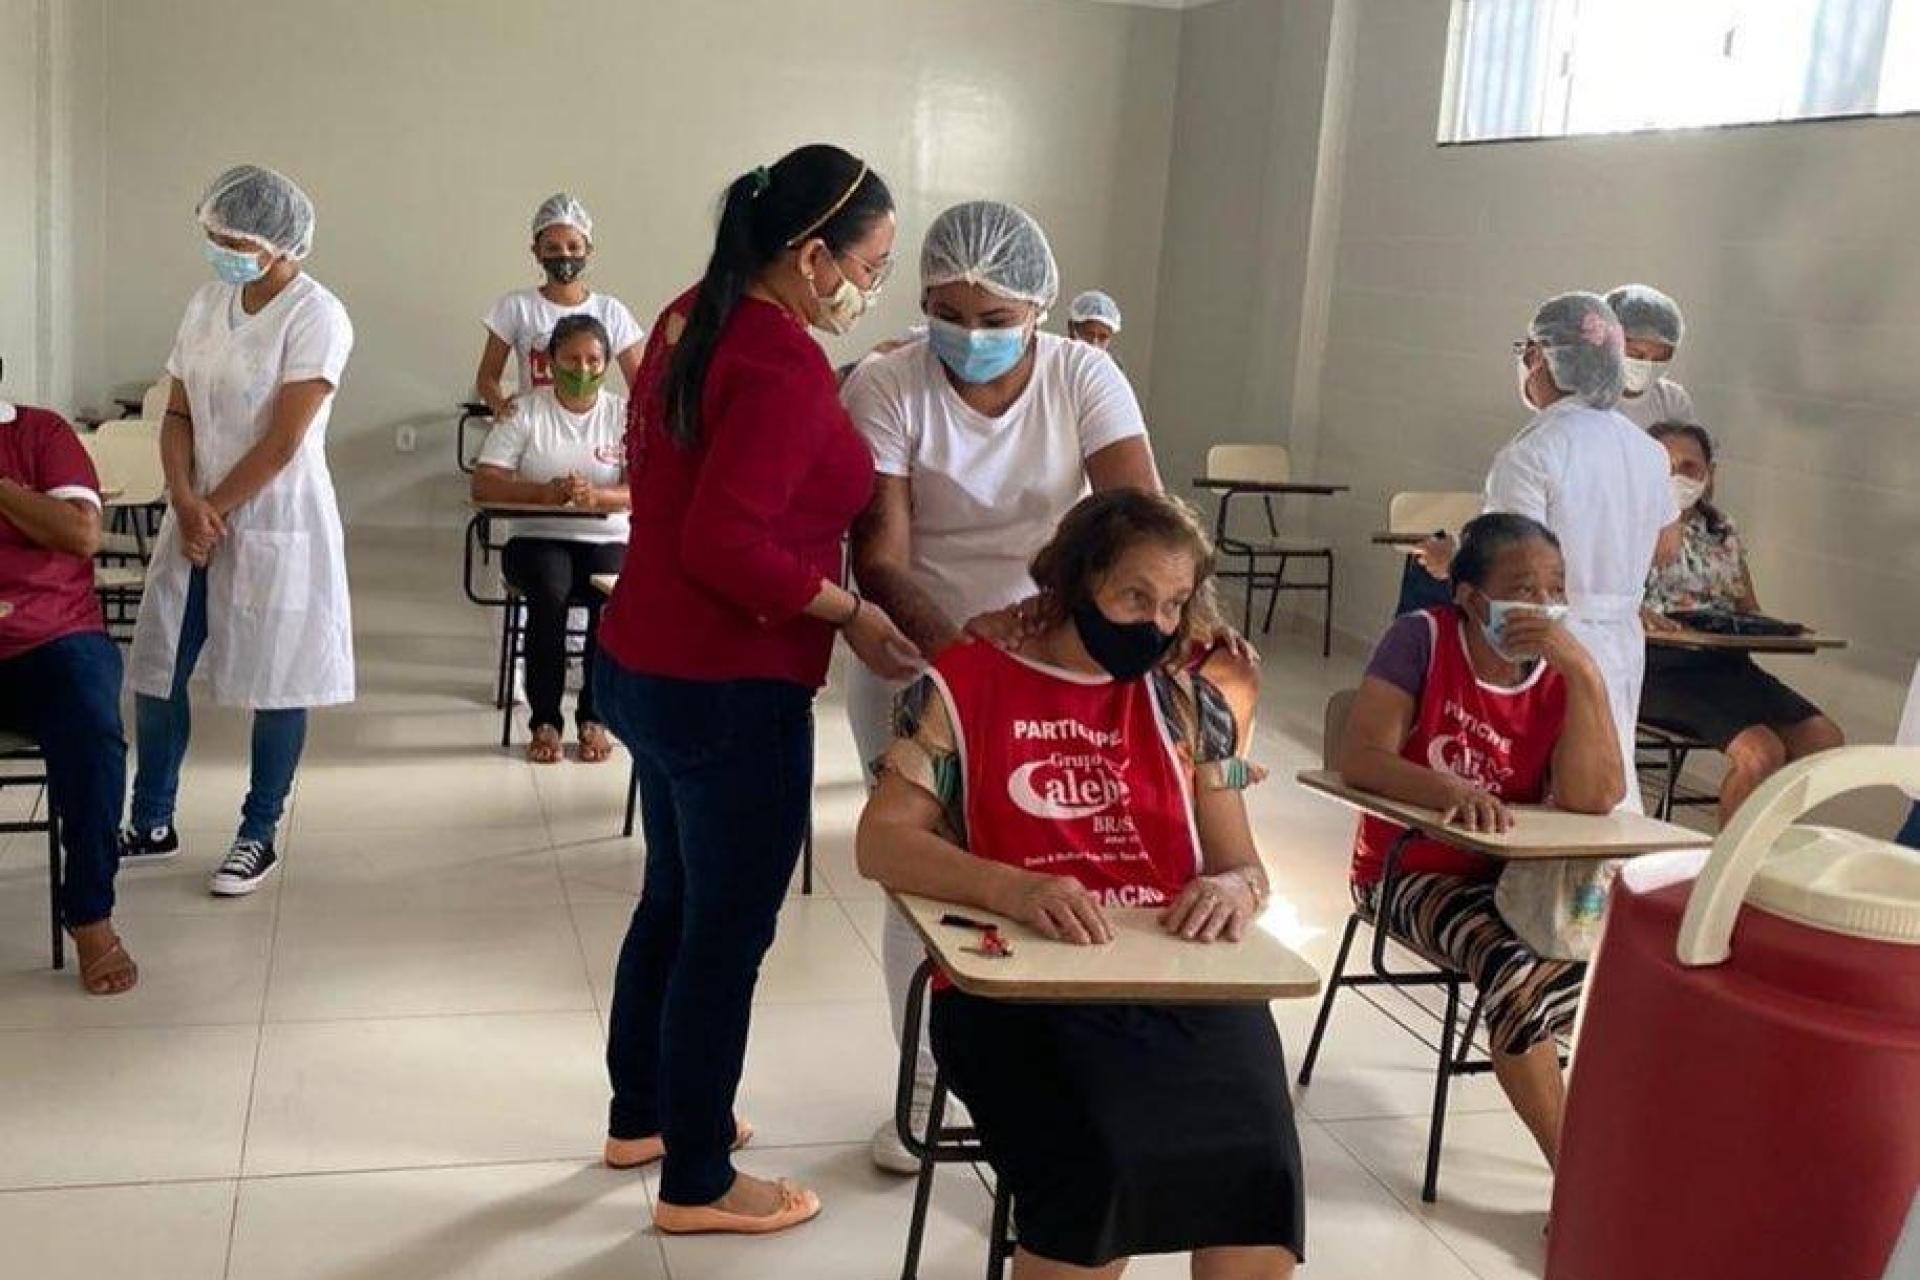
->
xmin=1071 ymin=599 xmax=1176 ymax=682
xmin=540 ymin=255 xmax=587 ymax=285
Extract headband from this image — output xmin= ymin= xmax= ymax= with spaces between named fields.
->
xmin=784 ymin=162 xmax=869 ymax=248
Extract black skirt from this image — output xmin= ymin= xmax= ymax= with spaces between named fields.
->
xmin=1640 ymin=646 xmax=1824 ymax=750
xmin=929 ymin=990 xmax=1305 ymax=1268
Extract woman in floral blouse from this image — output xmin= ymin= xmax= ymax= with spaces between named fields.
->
xmin=1641 ymin=422 xmax=1844 ymax=822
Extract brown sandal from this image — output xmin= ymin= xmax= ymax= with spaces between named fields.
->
xmin=70 ymin=926 xmax=139 ymax=996
xmin=577 ymin=722 xmax=614 ymax=765
xmin=527 ymin=725 xmax=564 ymax=765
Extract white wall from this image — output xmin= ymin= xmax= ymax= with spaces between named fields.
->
xmin=0 ymin=0 xmax=104 ymax=412
xmin=86 ymin=0 xmax=1179 ymax=526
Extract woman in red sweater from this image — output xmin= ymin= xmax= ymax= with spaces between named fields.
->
xmin=593 ymin=144 xmax=920 ymax=1237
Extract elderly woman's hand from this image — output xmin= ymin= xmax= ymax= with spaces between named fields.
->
xmin=996 ymin=872 xmax=1114 ymax=945
xmin=1159 ymin=871 xmax=1260 ymax=943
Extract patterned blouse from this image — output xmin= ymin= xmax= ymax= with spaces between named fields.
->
xmin=876 ymin=665 xmax=1264 ymax=850
xmin=1644 ymin=508 xmax=1749 ymax=615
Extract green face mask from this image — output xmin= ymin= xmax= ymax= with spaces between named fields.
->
xmin=552 ymin=366 xmax=605 ymax=399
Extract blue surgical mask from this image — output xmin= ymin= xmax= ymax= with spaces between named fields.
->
xmin=1481 ymin=598 xmax=1569 ymax=663
xmin=204 ymin=240 xmax=268 ymax=285
xmin=928 ymin=318 xmax=1028 ymax=384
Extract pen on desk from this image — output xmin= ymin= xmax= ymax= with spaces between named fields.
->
xmin=940 ymin=913 xmax=998 ymax=930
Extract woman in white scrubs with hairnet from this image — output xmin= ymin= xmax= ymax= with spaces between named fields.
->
xmin=1606 ymin=283 xmax=1697 ymax=431
xmin=1483 ymin=291 xmax=1677 ymax=811
xmin=121 ymin=164 xmax=355 ymax=896
xmin=842 ymin=201 xmax=1162 ymax=1172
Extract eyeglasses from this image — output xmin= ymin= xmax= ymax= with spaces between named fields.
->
xmin=1510 ymin=339 xmax=1533 ymax=357
xmin=840 ymin=248 xmax=894 ymax=290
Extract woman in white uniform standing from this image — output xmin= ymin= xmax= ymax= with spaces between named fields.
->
xmin=1483 ymin=291 xmax=1677 ymax=812
xmin=842 ymin=200 xmax=1161 ymax=1171
xmin=1605 ymin=283 xmax=1696 ymax=431
xmin=120 ymin=165 xmax=355 ymax=896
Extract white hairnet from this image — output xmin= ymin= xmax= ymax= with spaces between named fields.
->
xmin=1068 ymin=290 xmax=1122 ymax=331
xmin=1605 ymin=283 xmax=1685 ymax=347
xmin=921 ymin=201 xmax=1059 ymax=309
xmin=532 ymin=192 xmax=593 ymax=241
xmin=197 ymin=165 xmax=314 ymax=260
xmin=1528 ymin=291 xmax=1625 ymax=410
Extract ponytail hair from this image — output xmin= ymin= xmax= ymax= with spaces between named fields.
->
xmin=662 ymin=144 xmax=893 ymax=448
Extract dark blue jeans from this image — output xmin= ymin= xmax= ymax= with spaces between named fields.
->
xmin=0 ymin=631 xmax=127 ymax=926
xmin=130 ymin=567 xmax=307 ymax=844
xmin=1897 ymin=803 xmax=1920 ymax=851
xmin=596 ymin=658 xmax=814 ymax=1206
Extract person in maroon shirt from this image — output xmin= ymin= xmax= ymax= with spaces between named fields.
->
xmin=593 ymin=144 xmax=920 ymax=1237
xmin=0 ymin=395 xmax=135 ymax=994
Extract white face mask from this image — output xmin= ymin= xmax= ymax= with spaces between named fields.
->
xmin=1622 ymin=356 xmax=1669 ymax=396
xmin=1516 ymin=354 xmax=1540 ymax=411
xmin=1670 ymin=473 xmax=1707 ymax=511
xmin=812 ymin=275 xmax=871 ymax=337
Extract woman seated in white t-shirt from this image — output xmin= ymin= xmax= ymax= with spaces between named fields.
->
xmin=840 ymin=198 xmax=1163 ymax=1173
xmin=471 ymin=314 xmax=630 ymax=764
xmin=473 ymin=192 xmax=646 ymax=423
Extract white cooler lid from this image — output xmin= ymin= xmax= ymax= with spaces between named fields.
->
xmin=1747 ymin=825 xmax=1920 ymax=945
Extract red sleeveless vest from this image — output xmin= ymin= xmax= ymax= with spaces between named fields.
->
xmin=1351 ymin=606 xmax=1566 ymax=885
xmin=931 ymin=642 xmax=1202 ymax=908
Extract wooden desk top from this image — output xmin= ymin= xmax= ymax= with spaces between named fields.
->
xmin=1649 ymin=629 xmax=1847 ymax=655
xmin=590 ymin=573 xmax=618 ymax=597
xmin=469 ymin=500 xmax=611 ymax=520
xmin=1191 ymin=477 xmax=1349 ymax=497
xmin=1295 ymin=769 xmax=1711 ymax=859
xmin=892 ymin=891 xmax=1321 ymax=1003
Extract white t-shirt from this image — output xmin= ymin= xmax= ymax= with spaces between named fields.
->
xmin=482 ymin=288 xmax=644 ymax=395
xmin=475 ymin=387 xmax=629 ymax=543
xmin=842 ymin=331 xmax=1149 ymax=625
xmin=1615 ymin=376 xmax=1696 ymax=430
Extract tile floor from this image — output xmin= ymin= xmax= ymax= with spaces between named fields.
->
xmin=0 ymin=528 xmax=1563 ymax=1279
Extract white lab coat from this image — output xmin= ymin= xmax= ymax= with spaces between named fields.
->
xmin=131 ymin=274 xmax=356 ymax=710
xmin=1484 ymin=397 xmax=1677 ymax=812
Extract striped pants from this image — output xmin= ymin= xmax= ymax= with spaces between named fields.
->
xmin=1353 ymin=872 xmax=1585 ymax=1056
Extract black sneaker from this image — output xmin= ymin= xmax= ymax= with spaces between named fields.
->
xmin=209 ymin=838 xmax=278 ymax=897
xmin=120 ymin=824 xmax=181 ymax=864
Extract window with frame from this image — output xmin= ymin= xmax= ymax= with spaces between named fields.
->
xmin=1440 ymin=0 xmax=1920 ymax=143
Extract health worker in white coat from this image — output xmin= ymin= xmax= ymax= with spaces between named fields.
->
xmin=1483 ymin=291 xmax=1677 ymax=812
xmin=121 ymin=165 xmax=355 ymax=898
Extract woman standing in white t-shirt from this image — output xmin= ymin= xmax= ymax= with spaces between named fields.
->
xmin=473 ymin=192 xmax=646 ymax=422
xmin=842 ymin=200 xmax=1161 ymax=1171
xmin=1606 ymin=283 xmax=1697 ymax=431
xmin=472 ymin=314 xmax=630 ymax=764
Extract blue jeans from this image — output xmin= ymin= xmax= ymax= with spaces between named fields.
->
xmin=1897 ymin=803 xmax=1920 ymax=851
xmin=0 ymin=632 xmax=127 ymax=926
xmin=597 ymin=658 xmax=814 ymax=1206
xmin=130 ymin=568 xmax=307 ymax=844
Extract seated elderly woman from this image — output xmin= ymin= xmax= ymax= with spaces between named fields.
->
xmin=1338 ymin=512 xmax=1623 ymax=1168
xmin=1640 ymin=421 xmax=1844 ymax=822
xmin=857 ymin=488 xmax=1302 ymax=1280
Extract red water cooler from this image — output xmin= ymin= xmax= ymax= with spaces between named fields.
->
xmin=1549 ymin=747 xmax=1920 ymax=1280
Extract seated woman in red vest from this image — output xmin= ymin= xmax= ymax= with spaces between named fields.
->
xmin=857 ymin=488 xmax=1301 ymax=1280
xmin=1338 ymin=512 xmax=1624 ymax=1171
